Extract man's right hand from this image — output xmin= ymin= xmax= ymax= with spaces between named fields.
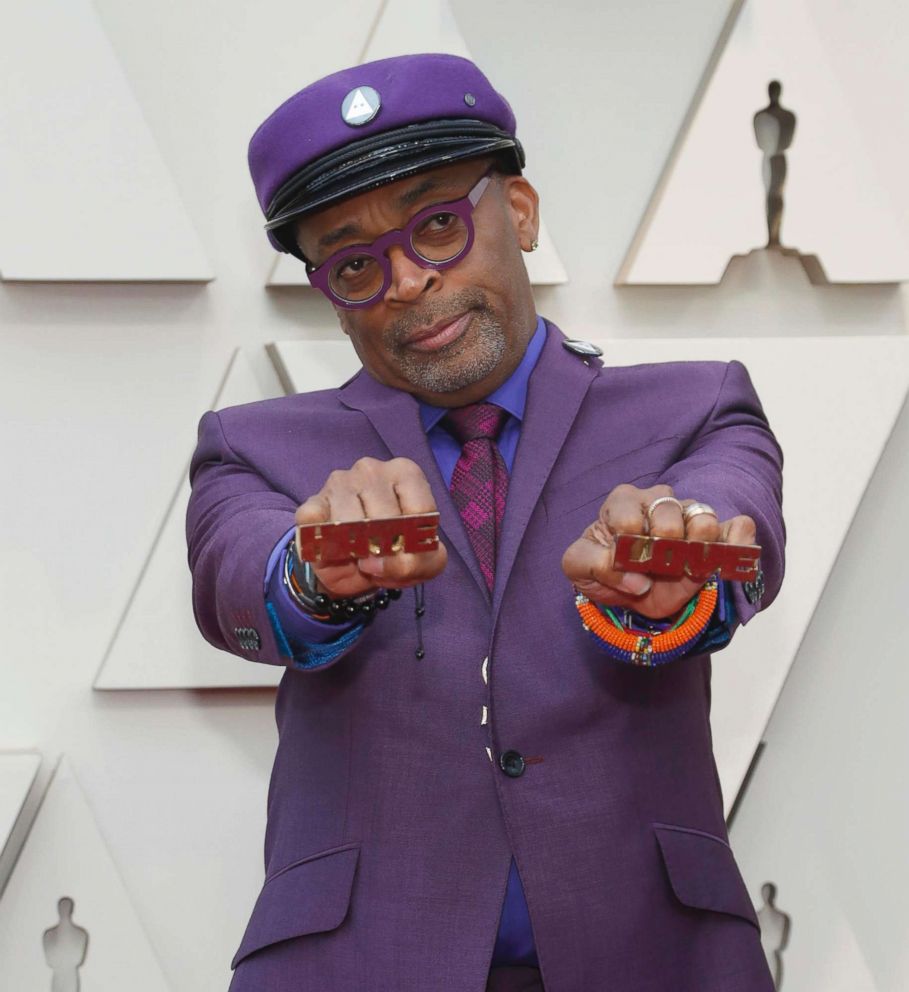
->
xmin=295 ymin=457 xmax=448 ymax=598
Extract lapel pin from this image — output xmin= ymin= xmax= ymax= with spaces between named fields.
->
xmin=562 ymin=340 xmax=603 ymax=358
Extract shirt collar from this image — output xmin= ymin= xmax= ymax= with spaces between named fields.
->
xmin=418 ymin=315 xmax=547 ymax=433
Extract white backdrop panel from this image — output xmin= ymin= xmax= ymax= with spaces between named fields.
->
xmin=730 ymin=391 xmax=909 ymax=992
xmin=95 ymin=349 xmax=285 ymax=689
xmin=267 ymin=339 xmax=363 ymax=395
xmin=618 ymin=0 xmax=909 ymax=285
xmin=363 ymin=0 xmax=472 ymax=60
xmin=0 ymin=0 xmax=212 ymax=281
xmin=0 ymin=751 xmax=41 ymax=859
xmin=0 ymin=756 xmax=172 ymax=991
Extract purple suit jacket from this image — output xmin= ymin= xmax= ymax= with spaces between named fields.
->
xmin=186 ymin=321 xmax=784 ymax=991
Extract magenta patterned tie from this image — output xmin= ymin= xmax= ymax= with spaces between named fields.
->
xmin=444 ymin=403 xmax=509 ymax=591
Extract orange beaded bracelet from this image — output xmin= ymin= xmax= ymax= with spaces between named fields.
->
xmin=574 ymin=578 xmax=719 ymax=667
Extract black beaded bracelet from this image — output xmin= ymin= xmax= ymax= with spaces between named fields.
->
xmin=283 ymin=537 xmax=401 ymax=625
xmin=310 ymin=584 xmax=402 ymax=623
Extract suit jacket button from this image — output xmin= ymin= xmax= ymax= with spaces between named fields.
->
xmin=499 ymin=750 xmax=525 ymax=778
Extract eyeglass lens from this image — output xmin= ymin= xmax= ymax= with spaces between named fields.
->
xmin=327 ymin=210 xmax=470 ymax=303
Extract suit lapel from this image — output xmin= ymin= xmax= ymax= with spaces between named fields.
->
xmin=338 ymin=369 xmax=490 ymax=601
xmin=491 ymin=321 xmax=599 ymax=617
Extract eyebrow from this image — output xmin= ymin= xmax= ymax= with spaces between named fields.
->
xmin=313 ymin=175 xmax=465 ymax=254
xmin=395 ymin=176 xmax=448 ymax=208
xmin=317 ymin=222 xmax=363 ymax=251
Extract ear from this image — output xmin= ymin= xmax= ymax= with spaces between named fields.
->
xmin=501 ymin=175 xmax=540 ymax=253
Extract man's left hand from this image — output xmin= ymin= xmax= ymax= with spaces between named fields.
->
xmin=561 ymin=483 xmax=756 ymax=619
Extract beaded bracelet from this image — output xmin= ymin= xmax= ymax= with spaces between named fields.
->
xmin=574 ymin=578 xmax=719 ymax=667
xmin=283 ymin=538 xmax=401 ymax=624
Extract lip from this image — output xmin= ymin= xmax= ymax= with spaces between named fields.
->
xmin=405 ymin=311 xmax=472 ymax=353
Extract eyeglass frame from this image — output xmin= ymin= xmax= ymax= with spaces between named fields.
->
xmin=303 ymin=171 xmax=494 ymax=310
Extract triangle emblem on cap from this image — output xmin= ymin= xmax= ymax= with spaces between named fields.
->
xmin=342 ymin=86 xmax=381 ymax=127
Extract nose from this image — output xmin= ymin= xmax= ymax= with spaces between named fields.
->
xmin=383 ymin=245 xmax=439 ymax=304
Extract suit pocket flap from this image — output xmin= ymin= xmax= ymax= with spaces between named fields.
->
xmin=653 ymin=824 xmax=758 ymax=928
xmin=231 ymin=843 xmax=360 ymax=969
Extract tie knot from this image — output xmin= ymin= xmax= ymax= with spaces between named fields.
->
xmin=444 ymin=402 xmax=508 ymax=444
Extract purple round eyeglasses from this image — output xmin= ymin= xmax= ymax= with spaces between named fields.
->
xmin=305 ymin=172 xmax=493 ymax=309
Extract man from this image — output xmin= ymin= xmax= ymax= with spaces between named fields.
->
xmin=187 ymin=54 xmax=784 ymax=992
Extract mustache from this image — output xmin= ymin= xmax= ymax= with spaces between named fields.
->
xmin=385 ymin=289 xmax=490 ymax=346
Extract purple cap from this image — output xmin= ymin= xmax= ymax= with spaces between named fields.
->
xmin=248 ymin=54 xmax=524 ymax=259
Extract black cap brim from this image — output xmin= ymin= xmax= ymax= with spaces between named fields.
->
xmin=265 ymin=119 xmax=524 ymax=260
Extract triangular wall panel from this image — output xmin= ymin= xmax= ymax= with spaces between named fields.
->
xmin=617 ymin=0 xmax=909 ymax=285
xmin=272 ymin=332 xmax=909 ymax=810
xmin=94 ymin=349 xmax=285 ymax=689
xmin=728 ymin=387 xmax=909 ymax=990
xmin=0 ymin=757 xmax=172 ymax=990
xmin=267 ymin=251 xmax=313 ymax=288
xmin=0 ymin=0 xmax=212 ymax=281
xmin=266 ymin=340 xmax=363 ymax=396
xmin=0 ymin=751 xmax=41 ymax=860
xmin=266 ymin=0 xmax=567 ymax=289
xmin=362 ymin=0 xmax=472 ymax=61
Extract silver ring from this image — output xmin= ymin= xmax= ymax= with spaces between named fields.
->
xmin=682 ymin=502 xmax=718 ymax=523
xmin=645 ymin=496 xmax=684 ymax=522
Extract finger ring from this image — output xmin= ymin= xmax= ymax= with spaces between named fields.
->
xmin=646 ymin=495 xmax=684 ymax=522
xmin=682 ymin=502 xmax=718 ymax=522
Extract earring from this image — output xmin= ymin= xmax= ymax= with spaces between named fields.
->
xmin=528 ymin=239 xmax=539 ymax=252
